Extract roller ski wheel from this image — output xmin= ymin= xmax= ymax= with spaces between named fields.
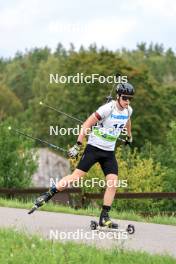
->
xmin=90 ymin=220 xmax=98 ymax=230
xmin=126 ymin=224 xmax=135 ymax=234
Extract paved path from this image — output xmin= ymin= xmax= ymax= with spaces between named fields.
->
xmin=0 ymin=207 xmax=176 ymax=258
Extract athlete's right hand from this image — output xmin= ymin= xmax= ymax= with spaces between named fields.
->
xmin=125 ymin=136 xmax=133 ymax=146
xmin=68 ymin=143 xmax=81 ymax=158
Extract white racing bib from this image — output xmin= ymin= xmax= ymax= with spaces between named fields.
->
xmin=88 ymin=100 xmax=133 ymax=151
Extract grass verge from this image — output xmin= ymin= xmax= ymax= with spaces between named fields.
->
xmin=0 ymin=228 xmax=175 ymax=264
xmin=0 ymin=197 xmax=175 ymax=226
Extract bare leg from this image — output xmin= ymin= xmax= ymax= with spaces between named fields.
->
xmin=103 ymin=174 xmax=118 ymax=206
xmin=99 ymin=174 xmax=118 ymax=226
xmin=56 ymin=169 xmax=86 ymax=191
xmin=32 ymin=169 xmax=86 ymax=211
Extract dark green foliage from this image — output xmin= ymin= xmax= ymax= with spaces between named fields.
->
xmin=0 ymin=122 xmax=37 ymax=188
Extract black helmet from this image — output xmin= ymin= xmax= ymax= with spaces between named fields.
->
xmin=116 ymin=83 xmax=135 ymax=96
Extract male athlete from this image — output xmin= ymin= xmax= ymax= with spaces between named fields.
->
xmin=32 ymin=83 xmax=134 ymax=227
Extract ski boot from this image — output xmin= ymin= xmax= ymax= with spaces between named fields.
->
xmin=99 ymin=210 xmax=118 ymax=229
xmin=28 ymin=185 xmax=57 ymax=214
xmin=90 ymin=211 xmax=118 ymax=231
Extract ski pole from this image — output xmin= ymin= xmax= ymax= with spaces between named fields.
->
xmin=39 ymin=101 xmax=83 ymax=123
xmin=8 ymin=127 xmax=67 ymax=153
xmin=39 ymin=101 xmax=125 ymax=143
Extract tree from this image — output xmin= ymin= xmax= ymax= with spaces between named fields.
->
xmin=0 ymin=122 xmax=37 ymax=188
xmin=2 ymin=47 xmax=50 ymax=108
xmin=0 ymin=84 xmax=22 ymax=121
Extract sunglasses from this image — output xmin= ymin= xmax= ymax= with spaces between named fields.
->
xmin=121 ymin=95 xmax=133 ymax=101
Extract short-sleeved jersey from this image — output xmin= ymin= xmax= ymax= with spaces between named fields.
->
xmin=87 ymin=100 xmax=133 ymax=151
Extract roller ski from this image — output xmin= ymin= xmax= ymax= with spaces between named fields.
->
xmin=90 ymin=220 xmax=135 ymax=234
xmin=90 ymin=208 xmax=135 ymax=234
xmin=28 ymin=191 xmax=52 ymax=214
xmin=28 ymin=184 xmax=58 ymax=214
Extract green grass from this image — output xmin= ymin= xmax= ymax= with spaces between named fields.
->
xmin=0 ymin=197 xmax=176 ymax=226
xmin=0 ymin=228 xmax=175 ymax=264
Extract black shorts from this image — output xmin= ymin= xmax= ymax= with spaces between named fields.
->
xmin=77 ymin=144 xmax=118 ymax=176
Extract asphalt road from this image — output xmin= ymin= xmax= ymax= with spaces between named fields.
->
xmin=0 ymin=207 xmax=175 ymax=258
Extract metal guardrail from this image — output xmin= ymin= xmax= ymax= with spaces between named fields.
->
xmin=0 ymin=188 xmax=80 ymax=194
xmin=0 ymin=188 xmax=176 ymax=199
xmin=85 ymin=192 xmax=176 ymax=199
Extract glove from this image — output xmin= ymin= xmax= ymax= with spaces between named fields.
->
xmin=125 ymin=136 xmax=133 ymax=146
xmin=68 ymin=143 xmax=81 ymax=158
